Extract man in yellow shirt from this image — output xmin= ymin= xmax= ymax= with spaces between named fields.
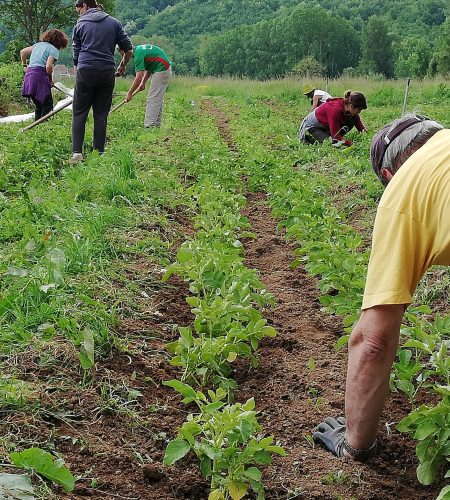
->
xmin=313 ymin=114 xmax=450 ymax=460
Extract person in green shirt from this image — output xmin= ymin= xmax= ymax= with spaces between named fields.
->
xmin=124 ymin=44 xmax=172 ymax=128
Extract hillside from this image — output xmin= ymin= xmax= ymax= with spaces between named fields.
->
xmin=300 ymin=0 xmax=447 ymax=32
xmin=117 ymin=0 xmax=299 ymax=73
xmin=116 ymin=0 xmax=448 ymax=76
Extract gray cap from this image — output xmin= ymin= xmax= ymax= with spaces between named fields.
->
xmin=370 ymin=113 xmax=443 ymax=185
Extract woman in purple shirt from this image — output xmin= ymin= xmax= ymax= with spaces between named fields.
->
xmin=20 ymin=29 xmax=68 ymax=120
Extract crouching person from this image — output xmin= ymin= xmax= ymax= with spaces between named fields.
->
xmin=313 ymin=114 xmax=450 ymax=460
xmin=298 ymin=90 xmax=367 ymax=147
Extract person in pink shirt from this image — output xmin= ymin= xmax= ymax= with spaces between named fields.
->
xmin=298 ymin=90 xmax=367 ymax=146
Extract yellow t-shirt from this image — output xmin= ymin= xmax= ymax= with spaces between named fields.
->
xmin=362 ymin=129 xmax=450 ymax=310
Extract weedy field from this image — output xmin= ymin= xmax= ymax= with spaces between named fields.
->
xmin=0 ymin=76 xmax=448 ymax=500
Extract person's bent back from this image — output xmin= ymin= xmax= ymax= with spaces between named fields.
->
xmin=298 ymin=90 xmax=367 ymax=147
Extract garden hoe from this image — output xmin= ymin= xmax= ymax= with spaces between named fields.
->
xmin=109 ymin=88 xmax=142 ymax=115
xmin=20 ymin=97 xmax=73 ymax=132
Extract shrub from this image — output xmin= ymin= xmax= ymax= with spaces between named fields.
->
xmin=290 ymin=56 xmax=325 ymax=78
xmin=0 ymin=62 xmax=24 ymax=116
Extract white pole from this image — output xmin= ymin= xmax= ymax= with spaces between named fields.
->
xmin=402 ymin=78 xmax=411 ymax=115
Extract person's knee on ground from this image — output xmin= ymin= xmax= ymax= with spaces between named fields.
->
xmin=309 ymin=127 xmax=330 ymax=143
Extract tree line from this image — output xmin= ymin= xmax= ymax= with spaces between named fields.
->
xmin=0 ymin=0 xmax=449 ymax=78
xmin=117 ymin=0 xmax=449 ymax=78
xmin=199 ymin=6 xmax=361 ymax=79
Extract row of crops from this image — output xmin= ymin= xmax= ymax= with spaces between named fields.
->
xmin=159 ymin=106 xmax=286 ymax=499
xmin=220 ymin=94 xmax=449 ymax=498
xmin=0 ymin=78 xmax=448 ymax=498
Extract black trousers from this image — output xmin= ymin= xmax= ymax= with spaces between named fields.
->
xmin=31 ymin=94 xmax=53 ymax=121
xmin=72 ymin=67 xmax=115 ymax=154
xmin=308 ymin=116 xmax=357 ymax=144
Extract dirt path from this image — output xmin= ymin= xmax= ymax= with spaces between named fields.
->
xmin=202 ymin=97 xmax=444 ymax=499
xmin=232 ymin=192 xmax=442 ymax=500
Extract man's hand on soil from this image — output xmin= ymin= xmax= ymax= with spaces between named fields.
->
xmin=313 ymin=416 xmax=346 ymax=457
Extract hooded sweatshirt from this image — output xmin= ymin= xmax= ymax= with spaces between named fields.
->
xmin=72 ymin=8 xmax=132 ymax=69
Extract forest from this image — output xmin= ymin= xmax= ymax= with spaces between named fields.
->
xmin=114 ymin=0 xmax=450 ymax=77
xmin=0 ymin=0 xmax=449 ymax=78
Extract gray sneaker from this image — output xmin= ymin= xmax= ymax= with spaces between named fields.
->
xmin=69 ymin=153 xmax=84 ymax=164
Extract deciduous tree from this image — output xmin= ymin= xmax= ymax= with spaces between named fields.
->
xmin=0 ymin=0 xmax=115 ymax=45
xmin=361 ymin=16 xmax=394 ymax=78
xmin=435 ymin=17 xmax=450 ymax=75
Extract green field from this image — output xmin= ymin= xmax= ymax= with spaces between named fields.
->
xmin=0 ymin=76 xmax=448 ymax=499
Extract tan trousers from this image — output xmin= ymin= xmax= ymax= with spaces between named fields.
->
xmin=144 ymin=67 xmax=171 ymax=128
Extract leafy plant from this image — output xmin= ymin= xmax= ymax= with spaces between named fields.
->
xmin=10 ymin=447 xmax=75 ymax=492
xmin=397 ymin=395 xmax=450 ymax=486
xmin=163 ymin=381 xmax=286 ymax=499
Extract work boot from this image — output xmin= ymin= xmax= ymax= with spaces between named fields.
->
xmin=69 ymin=153 xmax=84 ymax=164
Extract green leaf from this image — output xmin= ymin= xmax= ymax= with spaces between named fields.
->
xmin=198 ymin=442 xmax=217 ymax=460
xmin=253 ymin=450 xmax=272 ymax=464
xmin=228 ymin=480 xmax=248 ymax=500
xmin=434 ymin=385 xmax=450 ymax=397
xmin=209 ymin=489 xmax=225 ymax=500
xmin=5 ymin=267 xmax=28 ymax=278
xmin=227 ymin=351 xmax=238 ymax=362
xmin=0 ymin=473 xmax=35 ymax=499
xmin=397 ymin=411 xmax=423 ymax=432
xmin=177 ymin=247 xmax=193 ymax=263
xmin=179 ymin=428 xmax=195 ymax=446
xmin=181 ymin=420 xmax=202 ymax=437
xmin=409 ymin=305 xmax=432 ymax=315
xmin=414 ymin=421 xmax=437 ymax=440
xmin=335 ymin=335 xmax=350 ymax=351
xmin=417 ymin=458 xmax=439 ymax=486
xmin=260 ymin=326 xmax=276 ymax=337
xmin=10 ymin=448 xmax=75 ymax=492
xmin=243 ymin=398 xmax=255 ymax=411
xmin=48 ymin=248 xmax=66 ymax=268
xmin=203 ymin=401 xmax=225 ymax=412
xmin=186 ymin=296 xmax=200 ymax=307
xmin=307 ymin=356 xmax=315 ymax=371
xmin=402 ymin=340 xmax=430 ymax=352
xmin=436 ymin=485 xmax=450 ymax=500
xmin=163 ymin=439 xmax=190 ymax=465
xmin=244 ymin=466 xmax=262 ymax=482
xmin=163 ymin=380 xmax=197 ymax=399
xmin=267 ymin=445 xmax=287 ymax=456
xmin=200 ymin=457 xmax=212 ymax=477
xmin=162 ymin=267 xmax=175 ymax=282
xmin=79 ymin=328 xmax=95 ymax=370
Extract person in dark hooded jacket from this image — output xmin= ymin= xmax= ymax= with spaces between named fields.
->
xmin=71 ymin=0 xmax=132 ymax=162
